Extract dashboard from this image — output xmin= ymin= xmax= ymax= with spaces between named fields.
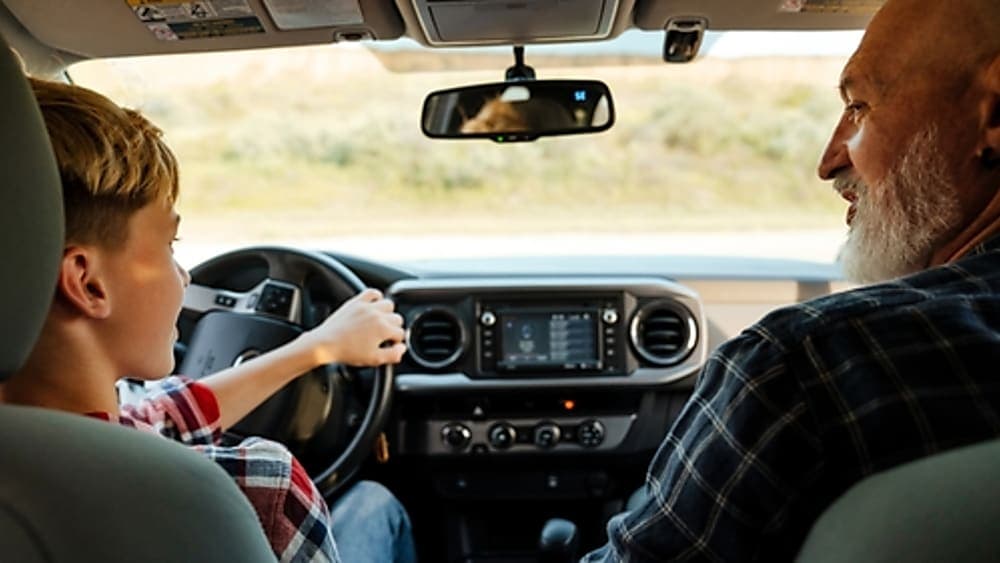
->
xmin=162 ymin=249 xmax=847 ymax=560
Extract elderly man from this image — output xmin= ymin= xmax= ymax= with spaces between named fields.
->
xmin=583 ymin=0 xmax=1000 ymax=560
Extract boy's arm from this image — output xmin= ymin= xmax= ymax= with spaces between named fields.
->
xmin=198 ymin=288 xmax=406 ymax=431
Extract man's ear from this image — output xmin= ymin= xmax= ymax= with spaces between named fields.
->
xmin=979 ymin=55 xmax=1000 ymax=166
xmin=58 ymin=246 xmax=112 ymax=319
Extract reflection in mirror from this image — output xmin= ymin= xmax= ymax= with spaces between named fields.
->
xmin=422 ymin=80 xmax=614 ymax=142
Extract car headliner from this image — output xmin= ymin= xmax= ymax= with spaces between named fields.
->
xmin=1 ymin=0 xmax=876 ymax=72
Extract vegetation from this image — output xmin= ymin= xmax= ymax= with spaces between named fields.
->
xmin=71 ymin=47 xmax=848 ymax=242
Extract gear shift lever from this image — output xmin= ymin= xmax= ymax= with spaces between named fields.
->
xmin=539 ymin=518 xmax=579 ymax=563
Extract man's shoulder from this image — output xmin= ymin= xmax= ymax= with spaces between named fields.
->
xmin=750 ymin=252 xmax=1000 ymax=347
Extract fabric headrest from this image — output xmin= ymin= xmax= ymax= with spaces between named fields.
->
xmin=0 ymin=36 xmax=64 ymax=380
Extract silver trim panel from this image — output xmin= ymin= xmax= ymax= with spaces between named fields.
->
xmin=183 ymin=279 xmax=302 ymax=324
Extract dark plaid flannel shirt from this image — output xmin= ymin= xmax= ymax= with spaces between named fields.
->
xmin=584 ymin=237 xmax=1000 ymax=562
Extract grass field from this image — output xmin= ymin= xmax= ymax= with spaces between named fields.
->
xmin=70 ymin=45 xmax=851 ymax=244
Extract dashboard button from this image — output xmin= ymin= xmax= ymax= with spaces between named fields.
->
xmin=602 ymin=309 xmax=619 ymax=325
xmin=577 ymin=419 xmax=606 ymax=448
xmin=533 ymin=422 xmax=562 ymax=449
xmin=480 ymin=311 xmax=497 ymax=327
xmin=488 ymin=423 xmax=517 ymax=450
xmin=441 ymin=423 xmax=472 ymax=451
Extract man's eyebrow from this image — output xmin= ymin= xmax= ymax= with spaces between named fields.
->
xmin=838 ymin=76 xmax=854 ymax=103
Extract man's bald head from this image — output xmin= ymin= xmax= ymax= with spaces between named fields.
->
xmin=819 ymin=0 xmax=1000 ymax=282
xmin=853 ymin=0 xmax=1000 ymax=101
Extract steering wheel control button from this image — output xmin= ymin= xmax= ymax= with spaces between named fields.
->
xmin=602 ymin=308 xmax=619 ymax=325
xmin=441 ymin=423 xmax=472 ymax=451
xmin=480 ymin=311 xmax=497 ymax=327
xmin=214 ymin=294 xmax=237 ymax=308
xmin=488 ymin=423 xmax=517 ymax=450
xmin=257 ymin=284 xmax=294 ymax=317
xmin=533 ymin=422 xmax=562 ymax=449
xmin=577 ymin=419 xmax=606 ymax=448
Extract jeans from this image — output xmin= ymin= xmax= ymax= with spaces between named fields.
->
xmin=331 ymin=480 xmax=417 ymax=563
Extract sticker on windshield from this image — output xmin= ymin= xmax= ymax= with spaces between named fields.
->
xmin=778 ymin=0 xmax=881 ymax=13
xmin=126 ymin=0 xmax=264 ymax=40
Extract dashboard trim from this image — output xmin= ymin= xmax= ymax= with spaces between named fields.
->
xmin=389 ymin=275 xmax=707 ymax=392
xmin=394 ymin=367 xmax=701 ymax=393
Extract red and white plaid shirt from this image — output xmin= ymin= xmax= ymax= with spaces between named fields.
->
xmin=90 ymin=376 xmax=341 ymax=563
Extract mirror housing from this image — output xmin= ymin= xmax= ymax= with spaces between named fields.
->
xmin=421 ymin=79 xmax=615 ymax=142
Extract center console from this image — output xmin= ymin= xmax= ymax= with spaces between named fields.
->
xmin=388 ymin=277 xmax=705 ymax=458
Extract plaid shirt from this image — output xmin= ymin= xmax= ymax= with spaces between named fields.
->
xmin=584 ymin=237 xmax=1000 ymax=562
xmin=91 ymin=377 xmax=340 ymax=563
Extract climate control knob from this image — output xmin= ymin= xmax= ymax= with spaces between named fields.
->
xmin=441 ymin=423 xmax=472 ymax=451
xmin=533 ymin=422 xmax=562 ymax=449
xmin=577 ymin=419 xmax=606 ymax=448
xmin=488 ymin=423 xmax=517 ymax=450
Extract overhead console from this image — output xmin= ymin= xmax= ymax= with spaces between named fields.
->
xmin=406 ymin=0 xmax=628 ymax=46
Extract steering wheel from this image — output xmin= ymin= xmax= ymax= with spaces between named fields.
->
xmin=177 ymin=246 xmax=393 ymax=498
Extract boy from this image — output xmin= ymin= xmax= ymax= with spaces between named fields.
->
xmin=1 ymin=77 xmax=415 ymax=562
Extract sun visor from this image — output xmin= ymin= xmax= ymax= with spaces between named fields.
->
xmin=411 ymin=0 xmax=620 ymax=46
xmin=633 ymin=0 xmax=877 ymax=32
xmin=2 ymin=0 xmax=405 ymax=58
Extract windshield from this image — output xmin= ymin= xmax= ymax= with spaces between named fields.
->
xmin=68 ymin=31 xmax=862 ymax=269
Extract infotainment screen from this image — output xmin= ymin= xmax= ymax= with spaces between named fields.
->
xmin=498 ymin=311 xmax=599 ymax=371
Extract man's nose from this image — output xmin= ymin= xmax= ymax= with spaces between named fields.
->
xmin=818 ymin=120 xmax=852 ymax=180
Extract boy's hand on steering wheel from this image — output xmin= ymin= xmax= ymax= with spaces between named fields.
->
xmin=298 ymin=288 xmax=406 ymax=367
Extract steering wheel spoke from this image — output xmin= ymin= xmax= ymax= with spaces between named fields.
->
xmin=184 ymin=279 xmax=303 ymax=323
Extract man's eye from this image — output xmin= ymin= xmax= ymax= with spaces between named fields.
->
xmin=844 ymin=102 xmax=867 ymax=118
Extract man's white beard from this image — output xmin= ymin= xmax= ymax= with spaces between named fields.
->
xmin=837 ymin=127 xmax=962 ymax=284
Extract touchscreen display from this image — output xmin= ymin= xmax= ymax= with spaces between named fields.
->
xmin=499 ymin=311 xmax=598 ymax=370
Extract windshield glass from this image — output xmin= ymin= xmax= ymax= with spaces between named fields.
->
xmin=68 ymin=31 xmax=863 ymax=269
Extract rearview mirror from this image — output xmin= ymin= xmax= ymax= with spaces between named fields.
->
xmin=421 ymin=80 xmax=615 ymax=142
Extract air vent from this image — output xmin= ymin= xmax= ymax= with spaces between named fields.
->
xmin=407 ymin=308 xmax=464 ymax=369
xmin=629 ymin=301 xmax=697 ymax=367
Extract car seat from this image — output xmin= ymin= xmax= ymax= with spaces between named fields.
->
xmin=0 ymin=31 xmax=276 ymax=563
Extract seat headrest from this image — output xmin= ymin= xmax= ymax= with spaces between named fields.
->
xmin=0 ymin=36 xmax=64 ymax=380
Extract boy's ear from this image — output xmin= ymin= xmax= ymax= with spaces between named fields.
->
xmin=979 ymin=55 xmax=1000 ymax=165
xmin=57 ymin=246 xmax=112 ymax=319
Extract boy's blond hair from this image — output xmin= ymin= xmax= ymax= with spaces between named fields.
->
xmin=29 ymin=77 xmax=179 ymax=249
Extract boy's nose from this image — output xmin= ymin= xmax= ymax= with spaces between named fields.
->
xmin=177 ymin=261 xmax=192 ymax=288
